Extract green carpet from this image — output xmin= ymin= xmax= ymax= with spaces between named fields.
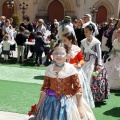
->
xmin=0 ymin=80 xmax=41 ymax=114
xmin=93 ymin=90 xmax=120 ymax=120
xmin=0 ymin=80 xmax=120 ymax=120
xmin=0 ymin=66 xmax=45 ymax=84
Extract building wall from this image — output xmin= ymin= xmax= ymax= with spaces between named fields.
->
xmin=0 ymin=0 xmax=119 ymax=22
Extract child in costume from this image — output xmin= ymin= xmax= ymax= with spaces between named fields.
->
xmin=62 ymin=32 xmax=95 ymax=108
xmin=81 ymin=24 xmax=109 ymax=102
xmin=35 ymin=45 xmax=96 ymax=120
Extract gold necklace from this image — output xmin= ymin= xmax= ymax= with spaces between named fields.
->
xmin=54 ymin=65 xmax=65 ymax=81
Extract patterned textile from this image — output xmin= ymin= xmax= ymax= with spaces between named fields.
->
xmin=91 ymin=68 xmax=110 ymax=102
xmin=81 ymin=38 xmax=109 ymax=103
xmin=41 ymin=63 xmax=82 ymax=100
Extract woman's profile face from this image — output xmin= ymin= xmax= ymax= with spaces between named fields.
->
xmin=5 ymin=20 xmax=10 ymax=27
xmin=84 ymin=27 xmax=93 ymax=38
xmin=62 ymin=36 xmax=72 ymax=46
xmin=52 ymin=47 xmax=67 ymax=64
xmin=117 ymin=29 xmax=120 ymax=37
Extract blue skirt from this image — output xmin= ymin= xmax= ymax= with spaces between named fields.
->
xmin=36 ymin=95 xmax=72 ymax=120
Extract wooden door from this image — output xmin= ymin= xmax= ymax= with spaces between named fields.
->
xmin=96 ymin=6 xmax=107 ymax=23
xmin=2 ymin=1 xmax=14 ymax=18
xmin=48 ymin=0 xmax=64 ymax=22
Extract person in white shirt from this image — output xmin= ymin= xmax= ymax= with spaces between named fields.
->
xmin=82 ymin=14 xmax=99 ymax=37
xmin=2 ymin=34 xmax=14 ymax=62
xmin=2 ymin=19 xmax=14 ymax=40
xmin=35 ymin=19 xmax=46 ymax=36
xmin=58 ymin=16 xmax=76 ymax=42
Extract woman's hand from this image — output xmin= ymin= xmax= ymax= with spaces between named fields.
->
xmin=73 ymin=63 xmax=81 ymax=69
xmin=96 ymin=65 xmax=103 ymax=72
xmin=78 ymin=106 xmax=84 ymax=119
xmin=36 ymin=103 xmax=41 ymax=111
xmin=36 ymin=91 xmax=46 ymax=112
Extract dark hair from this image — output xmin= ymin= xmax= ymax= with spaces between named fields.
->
xmin=29 ymin=32 xmax=36 ymax=39
xmin=19 ymin=26 xmax=25 ymax=32
xmin=85 ymin=23 xmax=95 ymax=33
xmin=62 ymin=32 xmax=76 ymax=44
xmin=47 ymin=35 xmax=51 ymax=39
xmin=36 ymin=31 xmax=43 ymax=36
xmin=54 ymin=42 xmax=68 ymax=54
xmin=23 ymin=15 xmax=30 ymax=22
xmin=5 ymin=19 xmax=10 ymax=23
xmin=50 ymin=33 xmax=56 ymax=40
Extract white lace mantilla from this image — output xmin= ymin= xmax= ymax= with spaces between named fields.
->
xmin=45 ymin=62 xmax=78 ymax=78
xmin=81 ymin=37 xmax=100 ymax=55
xmin=69 ymin=45 xmax=81 ymax=59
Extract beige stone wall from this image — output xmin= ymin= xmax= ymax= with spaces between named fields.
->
xmin=75 ymin=0 xmax=120 ymax=20
xmin=0 ymin=0 xmax=120 ymax=22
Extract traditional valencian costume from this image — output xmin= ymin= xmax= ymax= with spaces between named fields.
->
xmin=36 ymin=63 xmax=96 ymax=120
xmin=67 ymin=44 xmax=95 ymax=108
xmin=81 ymin=37 xmax=109 ymax=102
xmin=105 ymin=38 xmax=120 ymax=90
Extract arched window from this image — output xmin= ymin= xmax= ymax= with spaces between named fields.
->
xmin=96 ymin=6 xmax=107 ymax=23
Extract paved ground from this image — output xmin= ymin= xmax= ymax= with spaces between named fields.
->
xmin=0 ymin=111 xmax=36 ymax=120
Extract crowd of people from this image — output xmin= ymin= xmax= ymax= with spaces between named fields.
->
xmin=0 ymin=14 xmax=120 ymax=119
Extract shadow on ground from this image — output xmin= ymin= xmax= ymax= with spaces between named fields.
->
xmin=0 ymin=57 xmax=38 ymax=67
xmin=0 ymin=57 xmax=17 ymax=64
xmin=34 ymin=76 xmax=44 ymax=80
xmin=0 ymin=57 xmax=48 ymax=69
xmin=0 ymin=57 xmax=34 ymax=65
xmin=95 ymin=102 xmax=107 ymax=107
xmin=110 ymin=90 xmax=120 ymax=96
xmin=103 ymin=107 xmax=120 ymax=118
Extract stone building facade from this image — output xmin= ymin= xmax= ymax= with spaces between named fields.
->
xmin=0 ymin=0 xmax=120 ymax=23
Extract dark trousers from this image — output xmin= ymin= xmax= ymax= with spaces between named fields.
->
xmin=44 ymin=47 xmax=50 ymax=64
xmin=44 ymin=47 xmax=50 ymax=56
xmin=35 ymin=51 xmax=43 ymax=65
xmin=103 ymin=51 xmax=109 ymax=63
xmin=24 ymin=46 xmax=29 ymax=59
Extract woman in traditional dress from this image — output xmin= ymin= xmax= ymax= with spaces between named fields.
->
xmin=105 ymin=28 xmax=120 ymax=90
xmin=35 ymin=45 xmax=96 ymax=120
xmin=62 ymin=32 xmax=95 ymax=108
xmin=81 ymin=24 xmax=109 ymax=102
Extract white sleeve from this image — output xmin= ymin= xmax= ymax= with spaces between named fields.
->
xmin=95 ymin=25 xmax=99 ymax=36
xmin=96 ymin=43 xmax=102 ymax=65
